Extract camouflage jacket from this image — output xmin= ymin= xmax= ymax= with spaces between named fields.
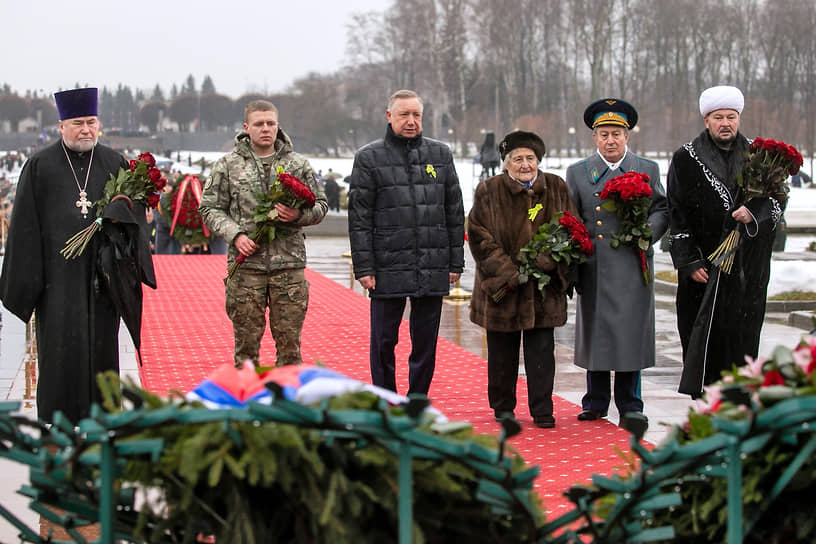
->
xmin=200 ymin=130 xmax=327 ymax=272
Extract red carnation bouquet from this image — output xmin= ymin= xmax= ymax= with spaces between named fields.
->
xmin=227 ymin=166 xmax=316 ymax=279
xmin=600 ymin=171 xmax=654 ymax=285
xmin=61 ymin=152 xmax=167 ymax=259
xmin=492 ymin=210 xmax=593 ymax=302
xmin=708 ymin=137 xmax=798 ymax=273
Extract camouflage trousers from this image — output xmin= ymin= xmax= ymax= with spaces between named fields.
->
xmin=225 ymin=267 xmax=309 ymax=367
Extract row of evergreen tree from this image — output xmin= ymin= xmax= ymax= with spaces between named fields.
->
xmin=2 ymin=0 xmax=816 ymax=161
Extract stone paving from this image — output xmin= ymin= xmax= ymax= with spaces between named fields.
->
xmin=305 ymin=237 xmax=813 ymax=447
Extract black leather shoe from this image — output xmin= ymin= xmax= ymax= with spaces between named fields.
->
xmin=494 ymin=411 xmax=515 ymax=422
xmin=533 ymin=415 xmax=555 ymax=428
xmin=577 ymin=409 xmax=608 ymax=421
xmin=620 ymin=412 xmax=649 ymax=440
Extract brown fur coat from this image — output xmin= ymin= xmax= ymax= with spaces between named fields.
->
xmin=467 ymin=171 xmax=577 ymax=332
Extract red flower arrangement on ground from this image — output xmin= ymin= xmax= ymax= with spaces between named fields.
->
xmin=692 ymin=334 xmax=816 ymax=419
xmin=227 ymin=167 xmax=316 ymax=279
xmin=164 ymin=174 xmax=212 ymax=247
xmin=493 ymin=210 xmax=593 ymax=302
xmin=61 ymin=152 xmax=167 ymax=259
xmin=599 ymin=171 xmax=654 ymax=285
xmin=170 ymin=183 xmax=203 ymax=229
xmin=709 ymin=138 xmax=798 ymax=273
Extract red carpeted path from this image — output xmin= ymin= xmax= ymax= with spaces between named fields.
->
xmin=141 ymin=255 xmax=635 ymax=517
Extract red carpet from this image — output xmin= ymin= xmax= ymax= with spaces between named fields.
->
xmin=141 ymin=255 xmax=636 ymax=517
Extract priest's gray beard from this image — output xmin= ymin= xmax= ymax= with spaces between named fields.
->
xmin=63 ymin=135 xmax=98 ymax=153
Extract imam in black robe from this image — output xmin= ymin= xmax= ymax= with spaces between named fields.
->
xmin=667 ymin=130 xmax=786 ymax=396
xmin=0 ymin=139 xmax=155 ymax=423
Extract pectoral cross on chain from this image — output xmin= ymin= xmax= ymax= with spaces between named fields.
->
xmin=76 ymin=191 xmax=91 ymax=218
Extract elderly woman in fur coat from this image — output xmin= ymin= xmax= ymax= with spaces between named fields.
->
xmin=467 ymin=131 xmax=578 ymax=429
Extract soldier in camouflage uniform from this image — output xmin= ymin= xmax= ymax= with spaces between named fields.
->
xmin=200 ymin=100 xmax=327 ymax=367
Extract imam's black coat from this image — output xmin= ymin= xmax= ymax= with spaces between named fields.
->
xmin=667 ymin=130 xmax=785 ymax=395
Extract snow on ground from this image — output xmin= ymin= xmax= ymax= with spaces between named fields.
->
xmin=4 ymin=149 xmax=815 ymax=294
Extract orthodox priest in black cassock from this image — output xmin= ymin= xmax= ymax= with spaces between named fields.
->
xmin=667 ymin=86 xmax=785 ymax=397
xmin=0 ymin=87 xmax=155 ymax=423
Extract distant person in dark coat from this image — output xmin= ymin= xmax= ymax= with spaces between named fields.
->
xmin=789 ymin=170 xmax=811 ymax=187
xmin=323 ymin=176 xmax=341 ymax=212
xmin=479 ymin=130 xmax=501 ymax=178
xmin=348 ymin=89 xmax=465 ymax=395
xmin=155 ymin=182 xmax=181 ymax=254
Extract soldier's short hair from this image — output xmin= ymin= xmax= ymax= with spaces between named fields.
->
xmin=388 ymin=90 xmax=423 ymax=111
xmin=244 ymin=100 xmax=278 ymax=123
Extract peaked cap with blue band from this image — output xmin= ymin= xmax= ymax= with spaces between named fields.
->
xmin=54 ymin=87 xmax=98 ymax=120
xmin=583 ymin=98 xmax=638 ymax=130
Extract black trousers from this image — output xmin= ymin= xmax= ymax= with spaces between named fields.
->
xmin=486 ymin=328 xmax=555 ymax=419
xmin=369 ymin=296 xmax=443 ymax=395
xmin=581 ymin=370 xmax=643 ymax=414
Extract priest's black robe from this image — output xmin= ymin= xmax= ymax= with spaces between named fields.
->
xmin=667 ymin=130 xmax=786 ymax=396
xmin=0 ymin=140 xmax=155 ymax=423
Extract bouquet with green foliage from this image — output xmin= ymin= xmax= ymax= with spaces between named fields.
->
xmin=600 ymin=171 xmax=654 ymax=284
xmin=61 ymin=152 xmax=167 ymax=258
xmin=709 ymin=138 xmax=798 ymax=274
xmin=226 ymin=166 xmax=316 ymax=279
xmin=493 ymin=210 xmax=592 ymax=302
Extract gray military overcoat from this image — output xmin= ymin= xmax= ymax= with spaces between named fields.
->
xmin=565 ymin=151 xmax=668 ymax=372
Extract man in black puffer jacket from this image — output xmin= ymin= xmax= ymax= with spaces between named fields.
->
xmin=348 ymin=89 xmax=465 ymax=396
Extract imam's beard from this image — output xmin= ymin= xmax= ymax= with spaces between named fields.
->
xmin=709 ymin=130 xmax=736 ymax=150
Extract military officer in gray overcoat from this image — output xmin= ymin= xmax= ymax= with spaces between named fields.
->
xmin=566 ymin=98 xmax=668 ymax=435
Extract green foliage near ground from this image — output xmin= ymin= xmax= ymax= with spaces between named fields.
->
xmin=597 ymin=339 xmax=816 ymax=543
xmin=97 ymin=374 xmax=543 ymax=544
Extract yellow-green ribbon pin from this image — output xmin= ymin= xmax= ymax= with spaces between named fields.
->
xmin=528 ymin=203 xmax=543 ymax=221
xmin=425 ymin=164 xmax=437 ymax=178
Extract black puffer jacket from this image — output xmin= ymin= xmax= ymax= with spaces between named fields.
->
xmin=348 ymin=125 xmax=465 ymax=298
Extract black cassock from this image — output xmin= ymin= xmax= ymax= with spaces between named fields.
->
xmin=0 ymin=140 xmax=155 ymax=423
xmin=667 ymin=131 xmax=785 ymax=396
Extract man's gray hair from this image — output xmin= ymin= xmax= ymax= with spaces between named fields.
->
xmin=592 ymin=125 xmax=629 ymax=136
xmin=388 ymin=90 xmax=424 ymax=111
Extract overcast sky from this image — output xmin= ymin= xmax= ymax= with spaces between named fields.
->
xmin=1 ymin=0 xmax=386 ymax=99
